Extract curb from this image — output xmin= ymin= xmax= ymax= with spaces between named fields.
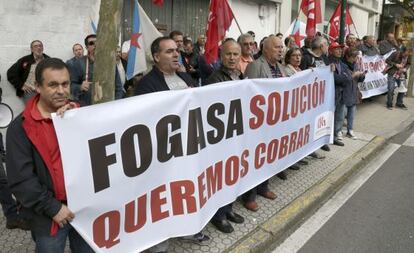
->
xmin=225 ymin=136 xmax=386 ymax=253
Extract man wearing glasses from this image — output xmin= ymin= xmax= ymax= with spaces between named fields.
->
xmin=237 ymin=33 xmax=254 ymax=74
xmin=68 ymin=34 xmax=96 ymax=106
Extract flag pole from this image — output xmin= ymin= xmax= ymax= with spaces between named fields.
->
xmin=321 ymin=32 xmax=336 ymax=41
xmin=229 ymin=8 xmax=243 ymax=34
xmin=352 ymin=23 xmax=361 ymax=39
xmin=339 ymin=0 xmax=347 ymax=44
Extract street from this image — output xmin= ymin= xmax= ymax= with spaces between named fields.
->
xmin=272 ymin=123 xmax=414 ymax=253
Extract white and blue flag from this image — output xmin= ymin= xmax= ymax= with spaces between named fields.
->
xmin=127 ymin=0 xmax=162 ymax=80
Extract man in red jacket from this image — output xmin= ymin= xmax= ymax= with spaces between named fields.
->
xmin=6 ymin=58 xmax=93 ymax=253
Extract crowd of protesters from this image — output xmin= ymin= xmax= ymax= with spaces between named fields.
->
xmin=0 ymin=26 xmax=412 ymax=253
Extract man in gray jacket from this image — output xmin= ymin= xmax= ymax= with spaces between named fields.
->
xmin=245 ymin=35 xmax=287 ymax=79
xmin=242 ymin=36 xmax=284 ymax=212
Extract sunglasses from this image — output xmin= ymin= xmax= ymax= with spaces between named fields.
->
xmin=243 ymin=42 xmax=255 ymax=46
xmin=88 ymin=41 xmax=96 ymax=46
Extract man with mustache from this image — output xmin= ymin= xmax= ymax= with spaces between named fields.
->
xmin=6 ymin=58 xmax=93 ymax=252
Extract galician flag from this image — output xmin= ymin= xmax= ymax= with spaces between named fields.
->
xmin=127 ymin=0 xmax=162 ymax=80
xmin=284 ymin=19 xmax=306 ymax=47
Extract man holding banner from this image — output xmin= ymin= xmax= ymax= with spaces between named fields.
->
xmin=134 ymin=36 xmax=209 ymax=249
xmin=358 ymin=35 xmax=379 ymax=56
xmin=6 ymin=58 xmax=93 ymax=253
xmin=242 ymin=35 xmax=284 ymax=211
xmin=206 ymin=39 xmax=245 ymax=233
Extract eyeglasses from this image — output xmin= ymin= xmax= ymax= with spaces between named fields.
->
xmin=243 ymin=42 xmax=255 ymax=46
xmin=88 ymin=41 xmax=96 ymax=46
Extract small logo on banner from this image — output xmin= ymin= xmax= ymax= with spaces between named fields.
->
xmin=314 ymin=111 xmax=333 ymax=140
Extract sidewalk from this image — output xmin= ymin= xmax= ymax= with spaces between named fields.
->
xmin=1 ymin=95 xmax=413 ymax=253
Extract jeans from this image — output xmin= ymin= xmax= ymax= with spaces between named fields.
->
xmin=346 ymin=105 xmax=356 ymax=132
xmin=31 ymin=224 xmax=94 ymax=253
xmin=387 ymin=76 xmax=405 ymax=106
xmin=334 ymin=103 xmax=346 ymax=138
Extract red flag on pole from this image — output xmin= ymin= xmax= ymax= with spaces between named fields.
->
xmin=204 ymin=0 xmax=234 ymax=64
xmin=328 ymin=2 xmax=354 ymax=43
xmin=300 ymin=0 xmax=322 ymax=37
xmin=152 ymin=0 xmax=164 ymax=7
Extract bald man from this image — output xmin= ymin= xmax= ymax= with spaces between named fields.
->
xmin=206 ymin=39 xmax=245 ymax=233
xmin=207 ymin=39 xmax=244 ymax=84
xmin=245 ymin=35 xmax=287 ymax=78
xmin=242 ymin=36 xmax=286 ymax=212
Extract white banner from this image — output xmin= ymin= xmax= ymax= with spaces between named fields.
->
xmin=356 ymin=54 xmax=389 ymax=99
xmin=53 ymin=67 xmax=334 ymax=253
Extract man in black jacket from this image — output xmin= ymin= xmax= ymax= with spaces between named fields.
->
xmin=6 ymin=58 xmax=93 ymax=253
xmin=206 ymin=39 xmax=244 ymax=84
xmin=135 ymin=36 xmax=195 ymax=95
xmin=7 ymin=40 xmax=50 ymax=101
xmin=0 ymin=74 xmax=29 ymax=231
xmin=205 ymin=39 xmax=245 ymax=234
xmin=134 ymin=37 xmax=209 ymax=252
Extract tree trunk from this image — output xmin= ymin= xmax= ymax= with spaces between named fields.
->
xmin=92 ymin=0 xmax=123 ymax=104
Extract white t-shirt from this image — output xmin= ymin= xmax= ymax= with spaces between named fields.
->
xmin=164 ymin=73 xmax=189 ymax=90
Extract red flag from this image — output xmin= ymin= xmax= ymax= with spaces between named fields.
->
xmin=328 ymin=3 xmax=354 ymax=43
xmin=204 ymin=0 xmax=234 ymax=64
xmin=300 ymin=0 xmax=322 ymax=37
xmin=152 ymin=0 xmax=164 ymax=7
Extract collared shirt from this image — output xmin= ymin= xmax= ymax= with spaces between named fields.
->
xmin=268 ymin=63 xmax=283 ymax=78
xmin=28 ymin=97 xmax=66 ymax=200
xmin=238 ymin=55 xmax=253 ymax=74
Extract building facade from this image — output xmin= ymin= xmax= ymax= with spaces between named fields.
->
xmin=0 ymin=0 xmax=383 ymax=117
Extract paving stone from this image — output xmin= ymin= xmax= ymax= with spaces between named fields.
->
xmin=0 ymin=132 xmax=380 ymax=252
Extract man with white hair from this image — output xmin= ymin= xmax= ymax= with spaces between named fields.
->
xmin=242 ymin=35 xmax=286 ymax=212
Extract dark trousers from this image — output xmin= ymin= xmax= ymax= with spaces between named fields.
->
xmin=0 ymin=133 xmax=18 ymax=220
xmin=242 ymin=180 xmax=269 ymax=203
xmin=387 ymin=76 xmax=404 ymax=107
xmin=31 ymin=224 xmax=94 ymax=253
xmin=212 ymin=204 xmax=232 ymax=221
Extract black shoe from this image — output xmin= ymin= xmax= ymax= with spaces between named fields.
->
xmin=387 ymin=105 xmax=393 ymax=110
xmin=226 ymin=211 xmax=244 ymax=224
xmin=298 ymin=160 xmax=309 ymax=165
xmin=211 ymin=219 xmax=234 ymax=233
xmin=6 ymin=218 xmax=30 ymax=230
xmin=321 ymin=144 xmax=330 ymax=151
xmin=333 ymin=140 xmax=345 ymax=146
xmin=277 ymin=171 xmax=287 ymax=180
xmin=396 ymin=104 xmax=408 ymax=110
xmin=181 ymin=232 xmax=210 ymax=245
xmin=308 ymin=152 xmax=325 ymax=159
xmin=288 ymin=164 xmax=300 ymax=170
